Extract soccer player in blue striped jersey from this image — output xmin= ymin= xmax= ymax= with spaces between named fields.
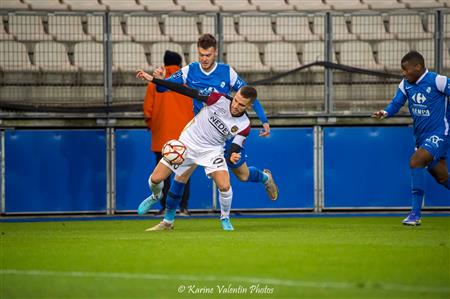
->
xmin=152 ymin=34 xmax=278 ymax=201
xmin=373 ymin=51 xmax=450 ymax=226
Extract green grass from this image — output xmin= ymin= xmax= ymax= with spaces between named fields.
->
xmin=1 ymin=216 xmax=449 ymax=299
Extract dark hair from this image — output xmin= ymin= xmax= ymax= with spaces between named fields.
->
xmin=163 ymin=50 xmax=182 ymax=67
xmin=239 ymin=86 xmax=257 ymax=103
xmin=197 ymin=33 xmax=217 ymax=50
xmin=401 ymin=51 xmax=425 ymax=67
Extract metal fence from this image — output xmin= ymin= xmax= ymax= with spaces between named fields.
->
xmin=0 ymin=10 xmax=448 ymax=117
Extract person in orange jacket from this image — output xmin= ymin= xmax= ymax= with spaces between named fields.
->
xmin=143 ymin=50 xmax=194 ymax=216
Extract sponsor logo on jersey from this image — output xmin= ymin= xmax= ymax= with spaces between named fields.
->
xmin=412 ymin=92 xmax=427 ymax=104
xmin=231 ymin=125 xmax=238 ymax=133
xmin=209 ymin=115 xmax=230 ymax=135
xmin=425 ymin=135 xmax=444 ymax=148
xmin=411 ymin=107 xmax=430 ymax=116
xmin=172 ymin=70 xmax=183 ymax=79
xmin=199 ymin=88 xmax=212 ymax=96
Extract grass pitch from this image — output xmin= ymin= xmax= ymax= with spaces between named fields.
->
xmin=1 ymin=216 xmax=449 ymax=299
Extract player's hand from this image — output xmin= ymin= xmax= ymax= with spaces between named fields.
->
xmin=136 ymin=70 xmax=153 ymax=82
xmin=152 ymin=66 xmax=166 ymax=79
xmin=259 ymin=123 xmax=270 ymax=137
xmin=371 ymin=110 xmax=388 ymax=119
xmin=230 ymin=152 xmax=241 ymax=164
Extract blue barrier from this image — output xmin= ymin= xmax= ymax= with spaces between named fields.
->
xmin=5 ymin=130 xmax=106 ymax=213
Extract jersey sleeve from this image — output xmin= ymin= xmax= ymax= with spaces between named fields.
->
xmin=152 ymin=78 xmax=209 ymax=102
xmin=384 ymin=80 xmax=407 ymax=117
xmin=230 ymin=67 xmax=269 ymax=124
xmin=205 ymin=92 xmax=223 ymax=106
xmin=436 ymin=75 xmax=450 ymax=96
xmin=155 ymin=66 xmax=188 ymax=93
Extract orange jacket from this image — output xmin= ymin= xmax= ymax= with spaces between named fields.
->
xmin=143 ymin=65 xmax=194 ymax=152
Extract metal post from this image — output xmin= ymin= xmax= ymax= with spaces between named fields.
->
xmin=434 ymin=10 xmax=443 ymax=74
xmin=0 ymin=130 xmax=5 ymax=214
xmin=314 ymin=126 xmax=324 ymax=212
xmin=215 ymin=12 xmax=224 ymax=63
xmin=324 ymin=12 xmax=333 ymax=114
xmin=106 ymin=128 xmax=116 ymax=215
xmin=103 ymin=12 xmax=113 ymax=107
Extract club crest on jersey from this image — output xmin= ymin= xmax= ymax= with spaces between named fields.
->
xmin=231 ymin=125 xmax=238 ymax=133
xmin=220 ymin=81 xmax=225 ymax=88
xmin=425 ymin=135 xmax=444 ymax=148
xmin=426 ymin=87 xmax=431 ymax=93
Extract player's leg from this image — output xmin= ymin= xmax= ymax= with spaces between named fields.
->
xmin=154 ymin=152 xmax=170 ymax=213
xmin=179 ymin=179 xmax=191 ymax=216
xmin=404 ymin=147 xmax=434 ymax=225
xmin=427 ymin=137 xmax=450 ymax=190
xmin=210 ymin=170 xmax=234 ymax=231
xmin=138 ymin=161 xmax=174 ymax=215
xmin=147 ymin=164 xmax=197 ymax=231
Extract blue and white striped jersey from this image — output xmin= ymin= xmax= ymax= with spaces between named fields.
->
xmin=156 ymin=62 xmax=268 ymax=123
xmin=385 ymin=70 xmax=450 ymax=143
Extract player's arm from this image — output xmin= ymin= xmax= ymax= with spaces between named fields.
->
xmin=226 ymin=126 xmax=251 ymax=165
xmin=153 ymin=66 xmax=188 ymax=93
xmin=137 ymin=70 xmax=210 ymax=102
xmin=436 ymin=75 xmax=450 ymax=96
xmin=372 ymin=80 xmax=407 ymax=119
xmin=230 ymin=68 xmax=270 ymax=137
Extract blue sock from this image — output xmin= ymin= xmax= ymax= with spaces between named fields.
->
xmin=411 ymin=168 xmax=425 ymax=217
xmin=247 ymin=166 xmax=268 ymax=183
xmin=163 ymin=180 xmax=185 ymax=223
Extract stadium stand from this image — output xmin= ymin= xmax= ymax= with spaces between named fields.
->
xmin=100 ymin=0 xmax=143 ymax=12
xmin=63 ymin=0 xmax=106 ymax=11
xmin=325 ymin=0 xmax=369 ymax=10
xmin=176 ymin=0 xmax=219 ymax=12
xmin=48 ymin=15 xmax=91 ymax=42
xmin=24 ymin=0 xmax=68 ymax=11
xmin=252 ymin=0 xmax=294 ymax=12
xmin=277 ymin=14 xmax=321 ymax=41
xmin=201 ymin=15 xmax=245 ymax=42
xmin=290 ymin=0 xmax=332 ymax=11
xmin=113 ymin=42 xmax=150 ymax=72
xmin=214 ymin=0 xmax=257 ymax=12
xmin=0 ymin=0 xmax=29 ymax=10
xmin=338 ymin=41 xmax=384 ymax=70
xmin=302 ymin=41 xmax=337 ymax=70
xmin=0 ymin=40 xmax=38 ymax=71
xmin=363 ymin=0 xmax=406 ymax=10
xmin=34 ymin=41 xmax=78 ymax=72
xmin=412 ymin=39 xmax=436 ymax=68
xmin=139 ymin=0 xmax=182 ymax=12
xmin=0 ymin=23 xmax=14 ymax=41
xmin=352 ymin=15 xmax=395 ymax=41
xmin=264 ymin=41 xmax=301 ymax=72
xmin=150 ymin=42 xmax=185 ymax=67
xmin=127 ymin=16 xmax=169 ymax=42
xmin=239 ymin=15 xmax=282 ymax=42
xmin=314 ymin=15 xmax=358 ymax=41
xmin=401 ymin=0 xmax=445 ymax=9
xmin=74 ymin=42 xmax=103 ymax=72
xmin=376 ymin=40 xmax=410 ymax=71
xmin=226 ymin=42 xmax=271 ymax=72
xmin=164 ymin=15 xmax=199 ymax=42
xmin=9 ymin=15 xmax=52 ymax=41
xmin=389 ymin=14 xmax=434 ymax=40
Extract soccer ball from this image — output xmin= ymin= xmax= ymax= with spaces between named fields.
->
xmin=162 ymin=139 xmax=187 ymax=165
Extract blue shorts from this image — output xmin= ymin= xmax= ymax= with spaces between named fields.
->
xmin=224 ymin=140 xmax=247 ymax=169
xmin=419 ymin=134 xmax=449 ymax=162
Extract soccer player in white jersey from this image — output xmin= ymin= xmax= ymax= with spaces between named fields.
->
xmin=152 ymin=34 xmax=278 ymax=202
xmin=373 ymin=51 xmax=450 ymax=226
xmin=136 ymin=70 xmax=256 ymax=231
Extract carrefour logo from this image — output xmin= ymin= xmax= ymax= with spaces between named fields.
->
xmin=412 ymin=92 xmax=427 ymax=104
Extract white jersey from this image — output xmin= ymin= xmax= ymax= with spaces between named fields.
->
xmin=179 ymin=92 xmax=251 ymax=155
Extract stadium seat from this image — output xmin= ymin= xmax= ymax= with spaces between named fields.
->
xmin=113 ymin=42 xmax=150 ymax=72
xmin=264 ymin=42 xmax=301 ymax=72
xmin=428 ymin=13 xmax=449 ymax=38
xmin=165 ymin=16 xmax=199 ymax=42
xmin=87 ymin=15 xmax=131 ymax=42
xmin=252 ymin=0 xmax=294 ymax=11
xmin=48 ymin=16 xmax=91 ymax=42
xmin=314 ymin=15 xmax=357 ymax=41
xmin=9 ymin=15 xmax=52 ymax=41
xmin=189 ymin=43 xmax=198 ymax=63
xmin=289 ymin=0 xmax=331 ymax=11
xmin=338 ymin=41 xmax=384 ymax=70
xmin=444 ymin=42 xmax=450 ymax=70
xmin=140 ymin=0 xmax=182 ymax=11
xmin=325 ymin=0 xmax=369 ymax=10
xmin=352 ymin=15 xmax=395 ymax=41
xmin=389 ymin=15 xmax=433 ymax=40
xmin=226 ymin=42 xmax=271 ymax=72
xmin=176 ymin=0 xmax=219 ymax=11
xmin=74 ymin=42 xmax=104 ymax=72
xmin=0 ymin=24 xmax=14 ymax=41
xmin=0 ymin=41 xmax=38 ymax=71
xmin=214 ymin=0 xmax=257 ymax=12
xmin=277 ymin=15 xmax=321 ymax=42
xmin=201 ymin=15 xmax=245 ymax=42
xmin=127 ymin=16 xmax=169 ymax=42
xmin=64 ymin=0 xmax=106 ymax=11
xmin=150 ymin=42 xmax=185 ymax=67
xmin=34 ymin=41 xmax=78 ymax=72
xmin=376 ymin=40 xmax=410 ymax=71
xmin=24 ymin=0 xmax=68 ymax=11
xmin=0 ymin=0 xmax=29 ymax=10
xmin=362 ymin=0 xmax=406 ymax=10
xmin=101 ymin=0 xmax=143 ymax=11
xmin=401 ymin=0 xmax=444 ymax=8
xmin=302 ymin=41 xmax=337 ymax=71
xmin=412 ymin=40 xmax=435 ymax=69
xmin=239 ymin=15 xmax=282 ymax=42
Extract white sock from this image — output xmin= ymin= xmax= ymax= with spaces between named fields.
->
xmin=148 ymin=175 xmax=163 ymax=199
xmin=219 ymin=187 xmax=233 ymax=219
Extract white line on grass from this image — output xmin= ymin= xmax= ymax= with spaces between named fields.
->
xmin=1 ymin=269 xmax=448 ymax=294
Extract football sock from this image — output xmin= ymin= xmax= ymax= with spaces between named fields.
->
xmin=247 ymin=166 xmax=269 ymax=184
xmin=411 ymin=167 xmax=425 ymax=217
xmin=163 ymin=180 xmax=185 ymax=223
xmin=219 ymin=187 xmax=233 ymax=219
xmin=148 ymin=175 xmax=164 ymax=199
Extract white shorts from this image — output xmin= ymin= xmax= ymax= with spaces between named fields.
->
xmin=160 ymin=149 xmax=228 ymax=177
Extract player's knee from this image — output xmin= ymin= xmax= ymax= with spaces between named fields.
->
xmin=435 ymin=174 xmax=449 ymax=185
xmin=217 ymin=184 xmax=231 ymax=192
xmin=149 ymin=173 xmax=162 ymax=185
